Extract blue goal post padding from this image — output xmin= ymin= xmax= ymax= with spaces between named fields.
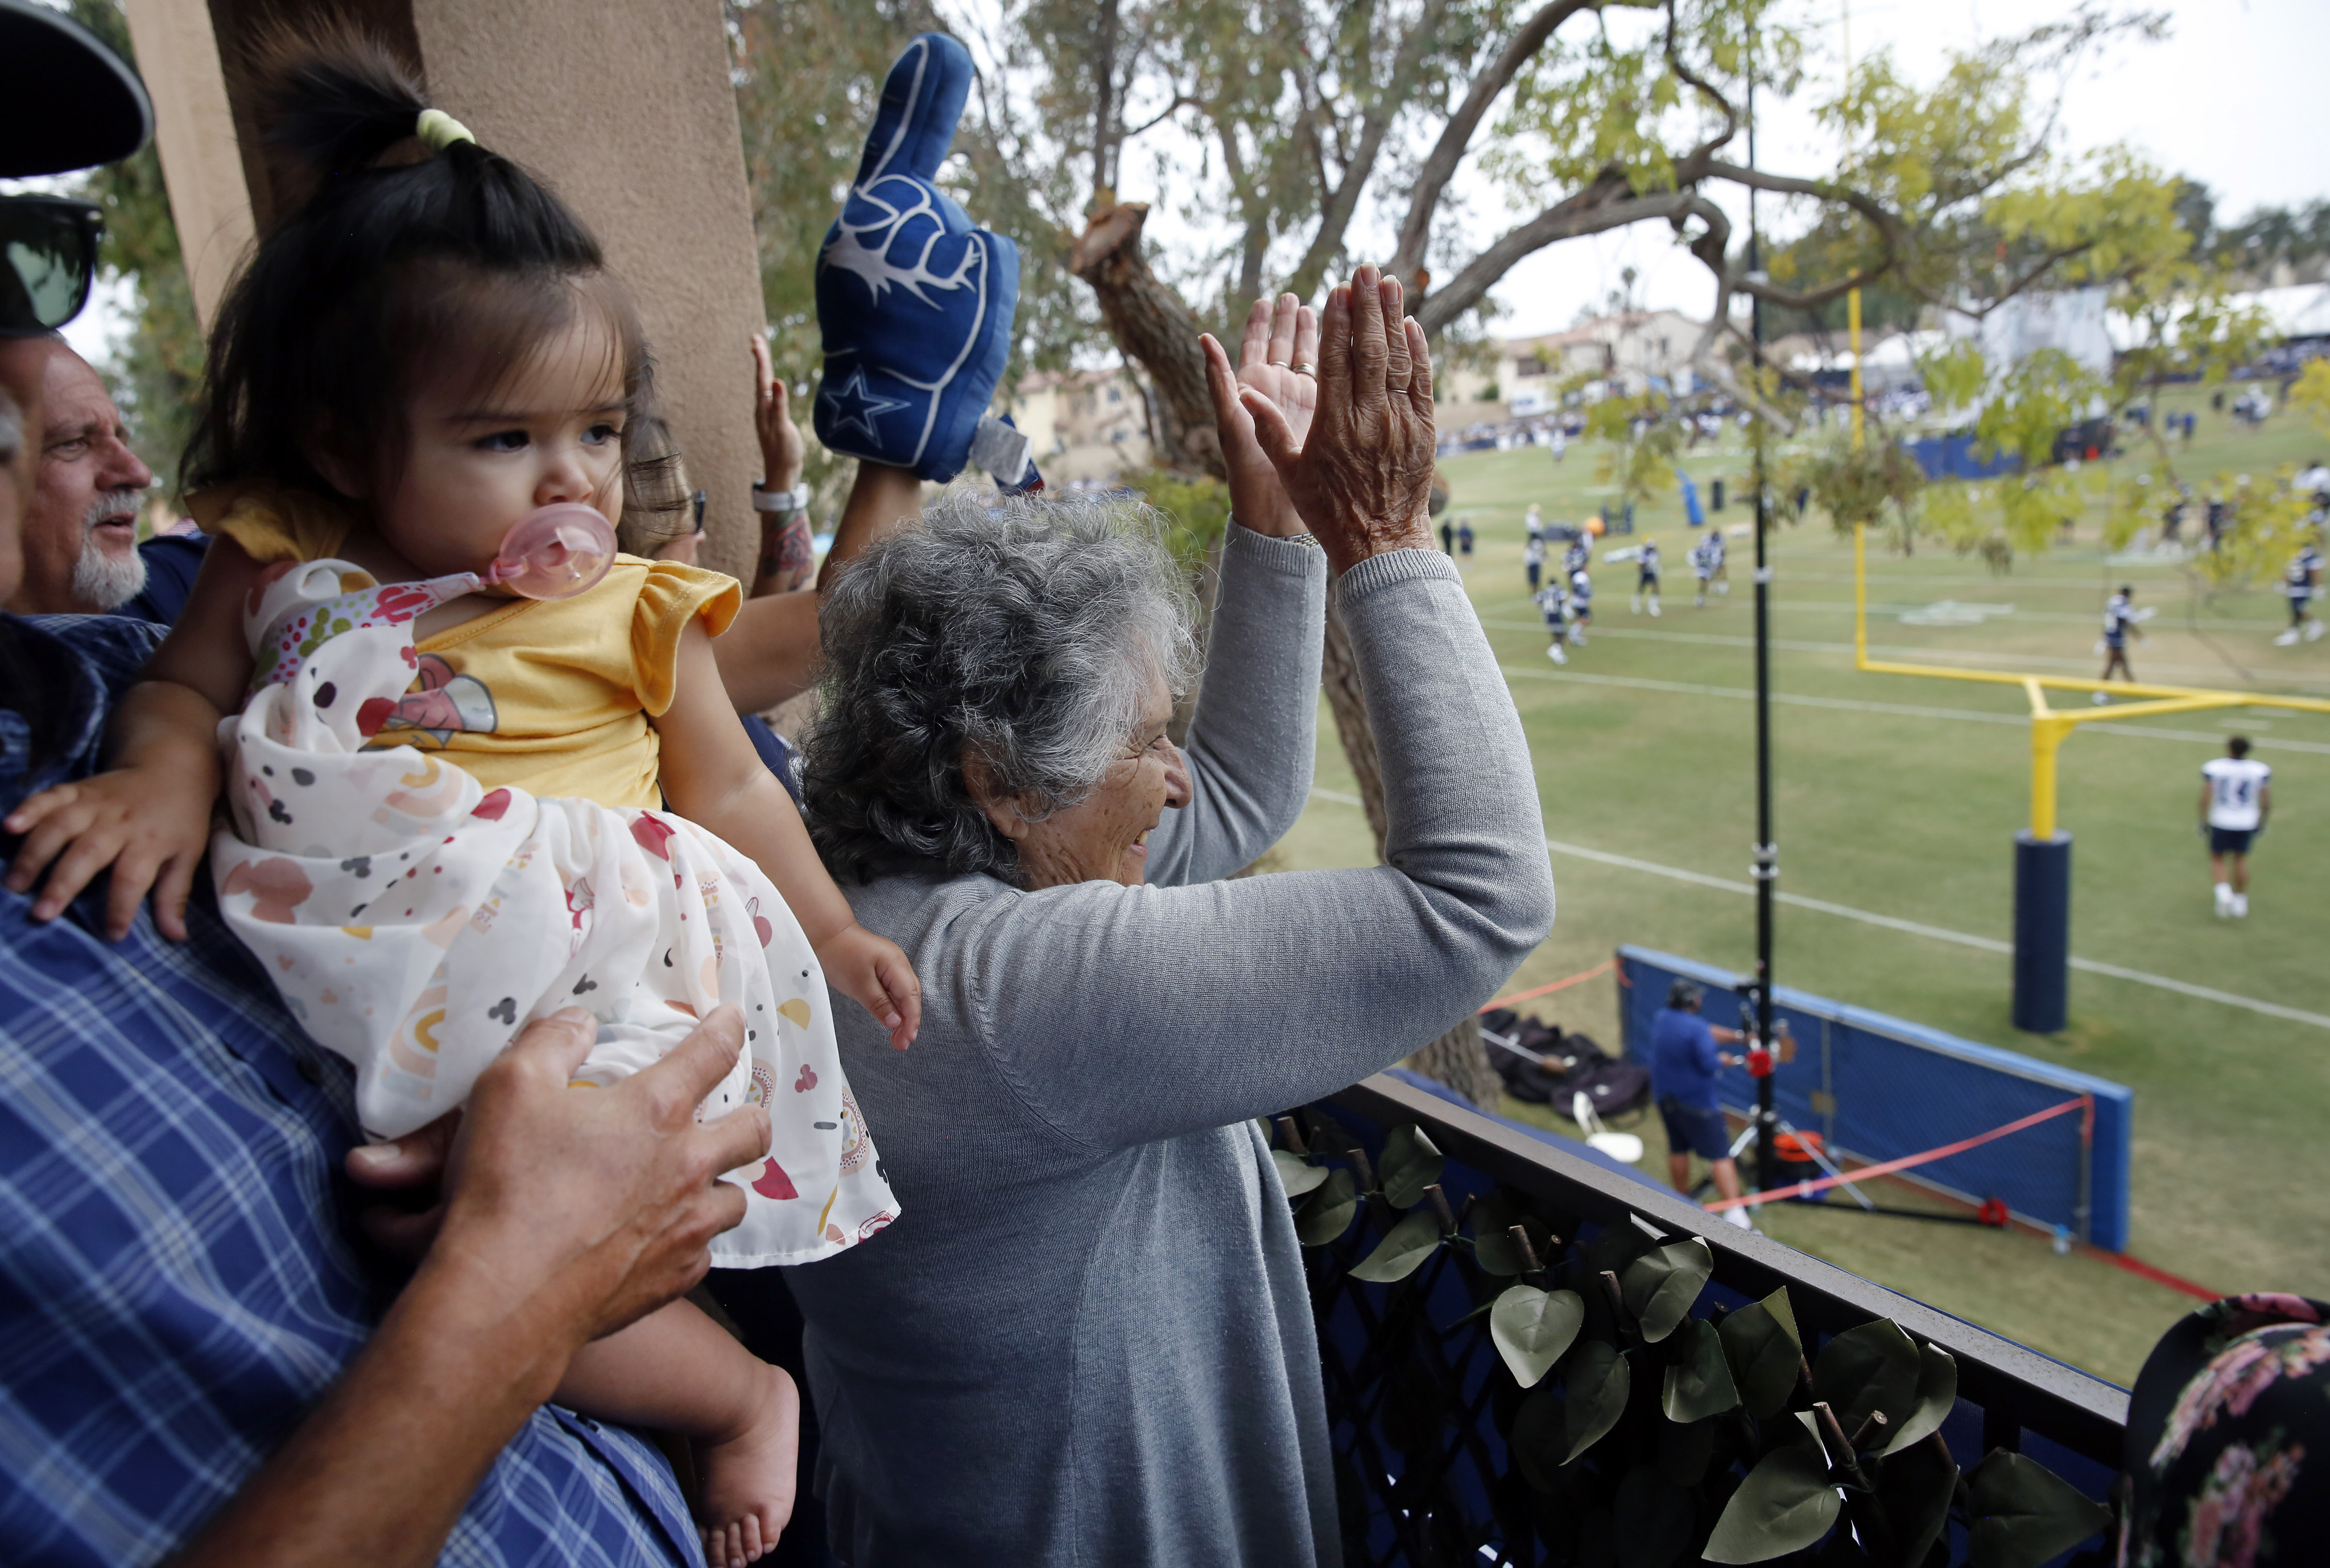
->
xmin=1612 ymin=946 xmax=2134 ymax=1252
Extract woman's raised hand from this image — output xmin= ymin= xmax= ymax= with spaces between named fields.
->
xmin=1200 ymin=295 xmax=1319 ymax=540
xmin=1237 ymin=266 xmax=1437 ymax=577
xmin=751 ymin=332 xmax=806 ymax=494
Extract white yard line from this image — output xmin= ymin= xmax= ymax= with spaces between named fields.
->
xmin=1474 ymin=619 xmax=2330 ymax=691
xmin=1493 ymin=665 xmax=2330 ymax=756
xmin=1303 ymin=788 xmax=2330 ymax=1031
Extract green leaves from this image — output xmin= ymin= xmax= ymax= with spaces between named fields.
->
xmin=1556 ymin=1341 xmax=1631 ymax=1464
xmin=1379 ymin=1125 xmax=1444 ymax=1209
xmin=1966 ymin=1450 xmax=2114 ymax=1568
xmin=1469 ymin=1194 xmax=1556 ymax=1276
xmin=1514 ymin=1339 xmax=1634 ymax=1486
xmin=1812 ymin=1319 xmax=1922 ymax=1439
xmin=1295 ymin=1168 xmax=1357 ymax=1247
xmin=1660 ymin=1318 xmax=1741 ymax=1423
xmin=1878 ymin=1433 xmax=1960 ymax=1568
xmin=1271 ymin=1149 xmax=1328 ymax=1197
xmin=1702 ymin=1427 xmax=1841 ymax=1564
xmin=1880 ymin=1342 xmax=1958 ymax=1455
xmin=1620 ymin=1235 xmax=1712 ymax=1342
xmin=1490 ymin=1285 xmax=1583 ymax=1389
xmin=1719 ymin=1288 xmax=1804 ymax=1419
xmin=1348 ymin=1209 xmax=1443 ymax=1282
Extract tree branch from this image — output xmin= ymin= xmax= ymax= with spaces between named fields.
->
xmin=1386 ymin=0 xmax=1609 ymax=286
xmin=1284 ymin=0 xmax=1453 ymax=301
xmin=1661 ymin=0 xmax=1738 ymax=187
xmin=1412 ymin=167 xmax=1676 ymax=336
xmin=1068 ymin=202 xmax=1221 ymax=476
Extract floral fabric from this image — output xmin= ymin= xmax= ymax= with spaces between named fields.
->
xmin=2122 ymin=1294 xmax=2325 ymax=1568
xmin=211 ymin=559 xmax=896 ymax=1266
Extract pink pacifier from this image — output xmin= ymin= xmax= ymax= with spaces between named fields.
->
xmin=485 ymin=503 xmax=618 ymax=600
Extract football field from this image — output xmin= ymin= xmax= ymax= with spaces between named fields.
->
xmin=1269 ymin=392 xmax=2330 ymax=1385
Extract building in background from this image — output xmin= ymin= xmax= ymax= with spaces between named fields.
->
xmin=1007 ymin=365 xmax=1154 ymax=482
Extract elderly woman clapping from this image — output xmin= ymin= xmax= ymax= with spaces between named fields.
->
xmin=774 ymin=268 xmax=1554 ymax=1567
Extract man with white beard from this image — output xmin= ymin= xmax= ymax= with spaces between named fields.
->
xmin=3 ymin=340 xmax=166 ymax=616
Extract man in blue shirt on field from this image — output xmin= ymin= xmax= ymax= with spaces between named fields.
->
xmin=1649 ymin=979 xmax=1747 ymax=1213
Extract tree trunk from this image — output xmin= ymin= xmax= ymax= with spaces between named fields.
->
xmin=1068 ymin=203 xmax=1221 ymax=477
xmin=1071 ymin=201 xmax=1502 ymax=1108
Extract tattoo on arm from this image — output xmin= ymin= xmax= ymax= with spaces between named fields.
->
xmin=761 ymin=515 xmax=815 ymax=593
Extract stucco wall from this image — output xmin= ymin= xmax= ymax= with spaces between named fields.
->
xmin=412 ymin=0 xmax=769 ymax=583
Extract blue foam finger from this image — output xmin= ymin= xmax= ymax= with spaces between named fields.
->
xmin=815 ymin=34 xmax=1021 ymax=483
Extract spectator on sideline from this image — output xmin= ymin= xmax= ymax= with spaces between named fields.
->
xmin=0 ymin=9 xmax=772 ymax=1562
xmin=1523 ymin=532 xmax=1544 ymax=590
xmin=1649 ymin=979 xmax=1748 ymax=1219
xmin=2200 ymin=735 xmax=2271 ymax=919
xmin=1457 ymin=516 xmax=1474 ymax=557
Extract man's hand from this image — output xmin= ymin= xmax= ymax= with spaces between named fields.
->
xmin=1238 ymin=266 xmax=1437 ymax=577
xmin=170 ymin=1007 xmax=775 ymax=1568
xmin=4 ymin=763 xmax=210 ymax=940
xmin=427 ymin=1006 xmax=772 ymax=1347
xmin=1201 ymin=295 xmax=1318 ymax=539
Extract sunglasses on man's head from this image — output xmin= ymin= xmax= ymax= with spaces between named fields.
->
xmin=1 ymin=196 xmax=102 ymax=336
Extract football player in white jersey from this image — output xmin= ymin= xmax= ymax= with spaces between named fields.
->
xmin=2199 ymin=735 xmax=2272 ymax=917
xmin=1689 ymin=535 xmax=1720 ymax=607
xmin=2273 ymin=541 xmax=2322 ymax=646
xmin=1535 ymin=578 xmax=1571 ymax=663
xmin=2094 ymin=584 xmax=2145 ymax=702
xmin=1567 ymin=565 xmax=1593 ymax=644
xmin=1631 ymin=537 xmax=1662 ymax=616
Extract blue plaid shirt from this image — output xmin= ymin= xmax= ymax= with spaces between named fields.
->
xmin=0 ymin=616 xmax=695 ymax=1567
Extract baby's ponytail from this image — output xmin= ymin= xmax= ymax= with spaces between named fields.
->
xmin=184 ymin=32 xmax=650 ymax=503
xmin=261 ymin=42 xmax=433 ymax=188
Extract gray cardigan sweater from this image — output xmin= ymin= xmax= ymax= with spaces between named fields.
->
xmin=783 ymin=524 xmax=1556 ymax=1567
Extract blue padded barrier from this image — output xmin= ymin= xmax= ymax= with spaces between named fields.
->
xmin=1613 ymin=946 xmax=2133 ymax=1251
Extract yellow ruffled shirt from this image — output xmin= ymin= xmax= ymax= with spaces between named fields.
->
xmin=191 ymin=483 xmax=741 ymax=811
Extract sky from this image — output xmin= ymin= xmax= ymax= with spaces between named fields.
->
xmin=48 ymin=0 xmax=2330 ymax=369
xmin=1090 ymin=0 xmax=2330 ymax=347
xmin=1474 ymin=0 xmax=2330 ymax=338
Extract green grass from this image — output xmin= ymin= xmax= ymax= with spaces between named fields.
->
xmin=1274 ymin=387 xmax=2330 ymax=1387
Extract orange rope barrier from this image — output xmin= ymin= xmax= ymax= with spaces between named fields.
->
xmin=1480 ymin=959 xmax=1615 ymax=1015
xmin=1705 ymin=1094 xmax=2091 ymax=1212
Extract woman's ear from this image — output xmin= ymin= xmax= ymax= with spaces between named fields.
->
xmin=959 ymin=747 xmax=1030 ymax=843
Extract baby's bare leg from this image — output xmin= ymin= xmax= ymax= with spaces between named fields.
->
xmin=558 ymin=1298 xmax=800 ymax=1568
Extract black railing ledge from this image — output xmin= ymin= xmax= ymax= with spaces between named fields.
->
xmin=1329 ymin=1071 xmax=2129 ymax=1467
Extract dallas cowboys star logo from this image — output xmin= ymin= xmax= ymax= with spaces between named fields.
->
xmin=820 ymin=369 xmax=913 ymax=444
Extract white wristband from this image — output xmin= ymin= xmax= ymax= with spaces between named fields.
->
xmin=753 ymin=482 xmax=809 ymax=514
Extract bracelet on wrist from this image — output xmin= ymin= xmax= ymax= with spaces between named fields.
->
xmin=753 ymin=481 xmax=809 ymax=514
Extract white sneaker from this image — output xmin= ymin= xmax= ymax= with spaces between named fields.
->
xmin=2308 ymin=619 xmax=2326 ymax=642
xmin=1649 ymin=601 xmax=1661 ymax=617
xmin=2215 ymin=883 xmax=2233 ymax=916
xmin=2232 ymin=893 xmax=2249 ymax=918
xmin=1547 ymin=643 xmax=1567 ymax=664
xmin=2275 ymin=628 xmax=2302 ymax=646
xmin=1722 ymin=1205 xmax=1754 ymax=1230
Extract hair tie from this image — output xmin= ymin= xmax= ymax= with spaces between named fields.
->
xmin=415 ymin=109 xmax=475 ymax=154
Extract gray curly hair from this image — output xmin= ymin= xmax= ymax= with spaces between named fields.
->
xmin=802 ymin=488 xmax=1200 ymax=887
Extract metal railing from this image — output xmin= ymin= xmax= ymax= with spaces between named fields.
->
xmin=1304 ymin=1073 xmax=2127 ymax=1566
